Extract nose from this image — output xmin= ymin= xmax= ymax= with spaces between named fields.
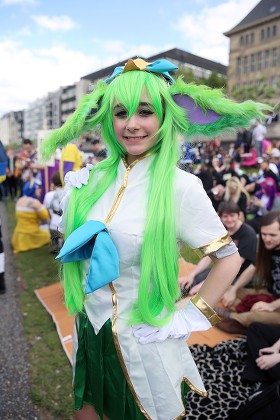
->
xmin=126 ymin=115 xmax=140 ymax=131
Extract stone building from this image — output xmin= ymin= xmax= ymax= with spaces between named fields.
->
xmin=224 ymin=0 xmax=280 ymax=103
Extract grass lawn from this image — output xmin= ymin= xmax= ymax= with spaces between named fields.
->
xmin=6 ymin=199 xmax=74 ymax=420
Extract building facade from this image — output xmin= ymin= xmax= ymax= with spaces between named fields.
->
xmin=0 ymin=110 xmax=24 ymax=146
xmin=224 ymin=0 xmax=280 ymax=103
xmin=81 ymin=48 xmax=227 ymax=89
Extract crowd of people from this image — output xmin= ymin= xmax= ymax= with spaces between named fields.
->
xmin=0 ymin=57 xmax=279 ymax=418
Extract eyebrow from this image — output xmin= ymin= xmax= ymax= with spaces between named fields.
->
xmin=113 ymin=102 xmax=153 ymax=110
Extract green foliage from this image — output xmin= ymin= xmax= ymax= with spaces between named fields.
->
xmin=231 ymin=76 xmax=279 ymax=101
xmin=177 ymin=66 xmax=227 ymax=90
xmin=6 ymin=200 xmax=74 ymax=420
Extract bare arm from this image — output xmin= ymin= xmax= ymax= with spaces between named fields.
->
xmin=179 ymin=256 xmax=211 ymax=289
xmin=222 ymin=262 xmax=255 ymax=307
xmin=197 ymin=251 xmax=242 ymax=308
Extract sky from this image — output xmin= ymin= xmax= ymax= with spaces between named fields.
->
xmin=0 ymin=0 xmax=261 ymax=117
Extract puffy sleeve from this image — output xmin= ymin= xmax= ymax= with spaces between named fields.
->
xmin=58 ymin=164 xmax=94 ymax=233
xmin=176 ymin=171 xmax=235 ymax=258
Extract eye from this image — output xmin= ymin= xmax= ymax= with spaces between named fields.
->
xmin=139 ymin=108 xmax=154 ymax=116
xmin=114 ymin=109 xmax=127 ymax=118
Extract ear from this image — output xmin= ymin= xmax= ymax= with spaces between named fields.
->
xmin=169 ymin=80 xmax=272 ymax=139
xmin=172 ymin=94 xmax=221 ymax=124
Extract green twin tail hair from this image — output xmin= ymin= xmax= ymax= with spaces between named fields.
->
xmin=41 ymin=69 xmax=271 ymax=326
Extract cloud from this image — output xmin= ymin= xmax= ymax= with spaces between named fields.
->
xmin=91 ymin=37 xmax=173 ymax=62
xmin=0 ymin=37 xmax=173 ymax=116
xmin=174 ymin=0 xmax=260 ymax=64
xmin=0 ymin=39 xmax=102 ymax=116
xmin=31 ymin=15 xmax=78 ymax=31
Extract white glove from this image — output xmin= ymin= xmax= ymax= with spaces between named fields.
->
xmin=133 ymin=300 xmax=211 ymax=344
xmin=64 ymin=164 xmax=94 ymax=191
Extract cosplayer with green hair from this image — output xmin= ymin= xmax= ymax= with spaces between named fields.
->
xmin=41 ymin=58 xmax=271 ymax=420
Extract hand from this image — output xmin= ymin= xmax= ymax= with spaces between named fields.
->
xmin=256 ymin=353 xmax=280 ymax=370
xmin=179 ymin=271 xmax=195 ymax=290
xmin=222 ymin=287 xmax=237 ymax=308
xmin=133 ymin=300 xmax=211 ymax=344
xmin=133 ymin=312 xmax=190 ymax=344
xmin=189 ymin=281 xmax=204 ymax=296
xmin=250 ymin=301 xmax=274 ymax=312
xmin=260 ymin=341 xmax=280 ymax=355
xmin=252 ymin=198 xmax=263 ymax=208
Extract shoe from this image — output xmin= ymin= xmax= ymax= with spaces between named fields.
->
xmin=215 ymin=318 xmax=247 ymax=335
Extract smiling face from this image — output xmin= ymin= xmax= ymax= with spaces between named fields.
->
xmin=220 ymin=211 xmax=241 ymax=233
xmin=261 ymin=221 xmax=280 ymax=250
xmin=113 ymin=92 xmax=160 ymax=165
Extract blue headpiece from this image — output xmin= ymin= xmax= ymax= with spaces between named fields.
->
xmin=104 ymin=58 xmax=178 ymax=85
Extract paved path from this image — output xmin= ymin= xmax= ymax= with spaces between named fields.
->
xmin=0 ymin=201 xmax=40 ymax=420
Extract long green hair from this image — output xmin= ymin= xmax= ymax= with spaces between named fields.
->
xmin=41 ymin=68 xmax=271 ymax=326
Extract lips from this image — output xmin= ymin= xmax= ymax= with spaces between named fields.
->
xmin=124 ymin=135 xmax=147 ymax=141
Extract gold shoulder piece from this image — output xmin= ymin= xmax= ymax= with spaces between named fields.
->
xmin=193 ymin=233 xmax=232 ymax=259
xmin=190 ymin=294 xmax=220 ymax=326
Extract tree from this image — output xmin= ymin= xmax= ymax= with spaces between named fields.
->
xmin=176 ymin=66 xmax=227 ymax=91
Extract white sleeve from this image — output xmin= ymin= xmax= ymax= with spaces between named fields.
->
xmin=176 ymin=172 xmax=231 ymax=256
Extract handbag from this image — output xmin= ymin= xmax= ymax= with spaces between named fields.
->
xmin=56 ymin=220 xmax=120 ymax=294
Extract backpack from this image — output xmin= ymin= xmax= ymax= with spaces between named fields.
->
xmin=227 ymin=381 xmax=280 ymax=420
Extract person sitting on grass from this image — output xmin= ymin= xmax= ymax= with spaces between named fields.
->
xmin=179 ymin=201 xmax=257 ymax=309
xmin=216 ymin=211 xmax=280 ymax=334
xmin=12 ymin=179 xmax=50 ymax=253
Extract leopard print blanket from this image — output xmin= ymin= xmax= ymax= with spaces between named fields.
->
xmin=185 ymin=338 xmax=260 ymax=419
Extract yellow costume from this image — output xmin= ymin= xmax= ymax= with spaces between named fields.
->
xmin=12 ymin=199 xmax=50 ymax=253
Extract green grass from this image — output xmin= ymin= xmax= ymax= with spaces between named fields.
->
xmin=6 ymin=199 xmax=74 ymax=419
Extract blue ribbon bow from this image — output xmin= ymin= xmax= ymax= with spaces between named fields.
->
xmin=56 ymin=220 xmax=120 ymax=294
xmin=104 ymin=58 xmax=178 ymax=85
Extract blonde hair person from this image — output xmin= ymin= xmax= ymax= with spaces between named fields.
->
xmin=224 ymin=176 xmax=250 ymax=221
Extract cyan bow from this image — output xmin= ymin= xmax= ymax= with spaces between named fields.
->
xmin=56 ymin=220 xmax=120 ymax=294
xmin=104 ymin=58 xmax=178 ymax=85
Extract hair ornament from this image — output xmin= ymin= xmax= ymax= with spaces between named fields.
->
xmin=104 ymin=58 xmax=178 ymax=85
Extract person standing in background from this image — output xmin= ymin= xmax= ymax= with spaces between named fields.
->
xmin=253 ymin=119 xmax=267 ymax=160
xmin=59 ymin=141 xmax=83 ymax=181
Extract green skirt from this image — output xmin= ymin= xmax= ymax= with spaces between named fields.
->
xmin=74 ymin=312 xmax=189 ymax=419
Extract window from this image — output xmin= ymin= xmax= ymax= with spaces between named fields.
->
xmin=261 ymin=29 xmax=265 ymax=40
xmin=237 ymin=57 xmax=242 ymax=74
xmin=244 ymin=56 xmax=248 ymax=73
xmin=245 ymin=34 xmax=249 ymax=44
xmin=265 ymin=50 xmax=270 ymax=68
xmin=240 ymin=36 xmax=244 ymax=46
xmin=258 ymin=52 xmax=262 ymax=70
xmin=272 ymin=25 xmax=277 ymax=36
xmin=251 ymin=54 xmax=255 ymax=71
xmin=272 ymin=48 xmax=278 ymax=66
xmin=267 ymin=27 xmax=271 ymax=38
xmin=251 ymin=32 xmax=255 ymax=44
